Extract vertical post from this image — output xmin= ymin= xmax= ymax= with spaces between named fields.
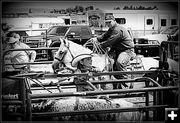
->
xmin=145 ymin=91 xmax=149 ymax=120
xmin=46 ymin=29 xmax=48 ymax=47
xmin=144 ymin=16 xmax=146 ymax=36
xmin=153 ymin=90 xmax=158 ymax=120
xmin=25 ymin=78 xmax=32 ymax=121
xmin=45 ymin=29 xmax=48 ymax=60
xmin=20 ymin=77 xmax=27 ymax=120
xmin=159 ymin=42 xmax=165 ymax=92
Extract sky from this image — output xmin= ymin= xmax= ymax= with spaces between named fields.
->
xmin=2 ymin=1 xmax=178 ymax=11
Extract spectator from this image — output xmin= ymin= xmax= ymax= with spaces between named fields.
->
xmin=4 ymin=37 xmax=36 ymax=73
xmin=92 ymin=15 xmax=136 ymax=89
xmin=6 ymin=33 xmax=22 ymax=49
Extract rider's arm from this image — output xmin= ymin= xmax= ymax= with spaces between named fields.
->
xmin=97 ymin=29 xmax=112 ymax=42
xmin=99 ymin=30 xmax=120 ymax=48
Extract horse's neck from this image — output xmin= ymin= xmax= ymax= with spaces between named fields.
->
xmin=63 ymin=41 xmax=92 ymax=63
xmin=68 ymin=41 xmax=92 ymax=56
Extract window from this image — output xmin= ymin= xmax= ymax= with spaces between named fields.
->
xmin=82 ymin=20 xmax=86 ymax=23
xmin=39 ymin=24 xmax=43 ymax=28
xmin=68 ymin=27 xmax=80 ymax=36
xmin=47 ymin=26 xmax=69 ymax=36
xmin=161 ymin=19 xmax=167 ymax=26
xmin=115 ymin=18 xmax=126 ymax=24
xmin=147 ymin=19 xmax=153 ymax=25
xmin=171 ymin=19 xmax=177 ymax=25
xmin=72 ymin=21 xmax=77 ymax=25
xmin=81 ymin=28 xmax=90 ymax=36
xmin=64 ymin=19 xmax=70 ymax=25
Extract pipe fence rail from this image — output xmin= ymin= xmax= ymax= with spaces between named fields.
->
xmin=30 ymin=86 xmax=178 ymax=99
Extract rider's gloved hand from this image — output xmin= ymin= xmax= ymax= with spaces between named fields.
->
xmin=91 ymin=37 xmax=98 ymax=42
xmin=91 ymin=67 xmax=101 ymax=72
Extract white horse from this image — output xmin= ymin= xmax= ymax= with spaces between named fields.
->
xmin=52 ymin=38 xmax=114 ymax=90
xmin=52 ymin=38 xmax=112 ymax=72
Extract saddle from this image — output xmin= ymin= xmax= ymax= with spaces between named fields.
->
xmin=128 ymin=55 xmax=145 ymax=71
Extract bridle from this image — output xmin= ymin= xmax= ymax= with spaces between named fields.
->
xmin=62 ymin=39 xmax=75 ymax=60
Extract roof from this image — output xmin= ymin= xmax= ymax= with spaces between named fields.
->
xmin=8 ymin=28 xmax=48 ymax=32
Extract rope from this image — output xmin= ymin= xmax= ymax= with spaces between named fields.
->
xmin=84 ymin=38 xmax=113 ymax=72
xmin=84 ymin=38 xmax=107 ymax=55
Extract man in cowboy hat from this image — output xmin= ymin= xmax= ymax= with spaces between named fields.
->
xmin=4 ymin=37 xmax=36 ymax=73
xmin=91 ymin=15 xmax=136 ymax=89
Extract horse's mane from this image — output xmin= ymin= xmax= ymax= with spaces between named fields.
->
xmin=65 ymin=39 xmax=93 ymax=56
xmin=57 ymin=39 xmax=111 ymax=71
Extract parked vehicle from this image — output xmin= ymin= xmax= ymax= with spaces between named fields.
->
xmin=25 ymin=25 xmax=94 ymax=60
xmin=133 ymin=25 xmax=179 ymax=57
xmin=47 ymin=25 xmax=93 ymax=46
xmin=135 ymin=25 xmax=179 ymax=44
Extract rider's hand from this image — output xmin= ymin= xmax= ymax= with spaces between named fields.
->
xmin=91 ymin=67 xmax=101 ymax=72
xmin=106 ymin=47 xmax=111 ymax=52
xmin=91 ymin=37 xmax=98 ymax=42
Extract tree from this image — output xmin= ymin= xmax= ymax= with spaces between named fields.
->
xmin=66 ymin=8 xmax=73 ymax=14
xmin=74 ymin=5 xmax=84 ymax=13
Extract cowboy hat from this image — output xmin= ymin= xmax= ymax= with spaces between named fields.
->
xmin=71 ymin=54 xmax=93 ymax=67
xmin=8 ymin=37 xmax=19 ymax=44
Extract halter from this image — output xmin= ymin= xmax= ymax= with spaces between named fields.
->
xmin=63 ymin=39 xmax=75 ymax=59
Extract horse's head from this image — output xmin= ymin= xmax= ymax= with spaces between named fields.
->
xmin=52 ymin=38 xmax=71 ymax=72
xmin=52 ymin=38 xmax=113 ymax=72
xmin=52 ymin=38 xmax=92 ymax=71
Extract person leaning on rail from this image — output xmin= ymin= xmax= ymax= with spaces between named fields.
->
xmin=3 ymin=36 xmax=36 ymax=74
xmin=90 ymin=15 xmax=136 ymax=89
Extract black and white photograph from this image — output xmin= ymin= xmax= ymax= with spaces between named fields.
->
xmin=1 ymin=0 xmax=179 ymax=122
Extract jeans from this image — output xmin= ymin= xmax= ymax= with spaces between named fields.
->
xmin=113 ymin=49 xmax=136 ymax=88
xmin=116 ymin=49 xmax=136 ymax=72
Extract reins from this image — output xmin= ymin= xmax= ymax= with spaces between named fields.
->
xmin=84 ymin=38 xmax=113 ymax=71
xmin=63 ymin=39 xmax=75 ymax=59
